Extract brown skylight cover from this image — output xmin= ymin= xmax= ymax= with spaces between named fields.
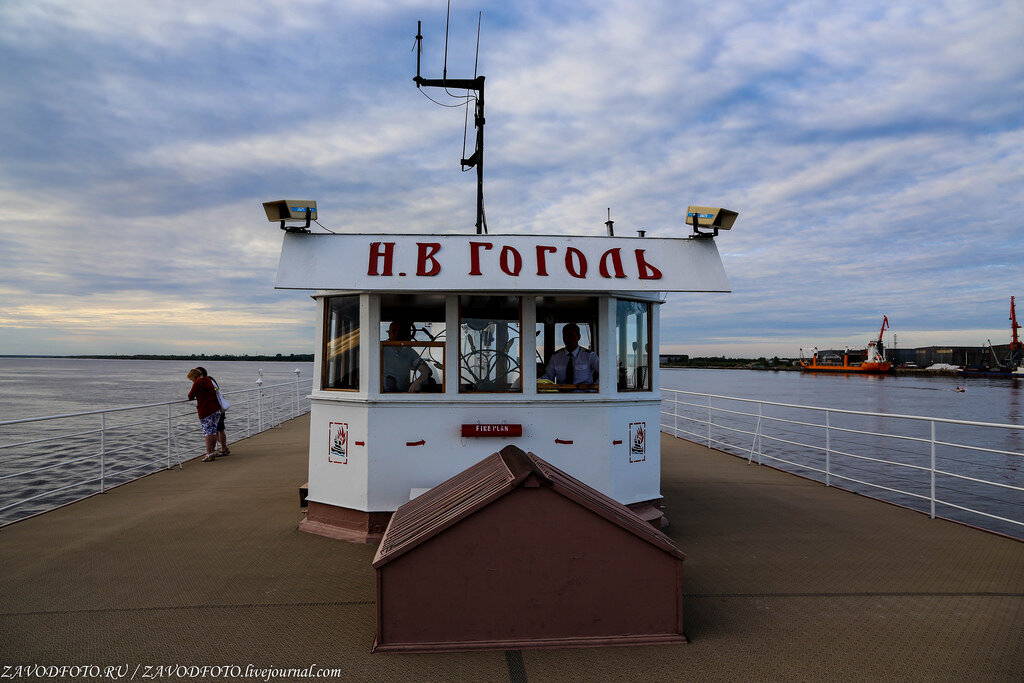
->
xmin=373 ymin=445 xmax=686 ymax=652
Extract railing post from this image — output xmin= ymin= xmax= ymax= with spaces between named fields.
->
xmin=707 ymin=395 xmax=712 ymax=449
xmin=246 ymin=389 xmax=252 ymax=437
xmin=257 ymin=370 xmax=264 ymax=433
xmin=271 ymin=385 xmax=277 ymax=427
xmin=294 ymin=369 xmax=301 ymax=419
xmin=100 ymin=412 xmax=106 ymax=493
xmin=758 ymin=402 xmax=764 ymax=465
xmin=825 ymin=410 xmax=831 ymax=487
xmin=673 ymin=392 xmax=678 ymax=437
xmin=166 ymin=404 xmax=172 ymax=470
xmin=930 ymin=420 xmax=936 ymax=518
xmin=256 ymin=379 xmax=264 ymax=433
xmin=748 ymin=402 xmax=763 ymax=465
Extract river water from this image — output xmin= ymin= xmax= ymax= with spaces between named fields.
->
xmin=661 ymin=367 xmax=1024 ymax=426
xmin=0 ymin=358 xmax=314 ymax=525
xmin=0 ymin=357 xmax=314 ymax=421
xmin=0 ymin=359 xmax=1020 ymax=536
xmin=661 ymin=368 xmax=1023 ymax=538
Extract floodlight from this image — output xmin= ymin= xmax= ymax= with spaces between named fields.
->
xmin=686 ymin=205 xmax=738 ymax=238
xmin=263 ymin=200 xmax=317 ymax=232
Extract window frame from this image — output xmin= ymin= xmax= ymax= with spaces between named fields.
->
xmin=377 ymin=294 xmax=449 ymax=396
xmin=534 ymin=295 xmax=600 ymax=393
xmin=458 ymin=295 xmax=524 ymax=394
xmin=615 ymin=298 xmax=653 ymax=393
xmin=321 ymin=294 xmax=361 ymax=392
xmin=379 ymin=340 xmax=446 ymax=394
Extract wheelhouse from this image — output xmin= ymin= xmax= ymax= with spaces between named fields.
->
xmin=276 ymin=231 xmax=729 ymax=542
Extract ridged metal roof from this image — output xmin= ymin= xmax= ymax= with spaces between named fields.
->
xmin=373 ymin=445 xmax=684 ymax=567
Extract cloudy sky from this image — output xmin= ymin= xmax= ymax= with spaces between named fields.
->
xmin=1 ymin=0 xmax=1022 ymax=358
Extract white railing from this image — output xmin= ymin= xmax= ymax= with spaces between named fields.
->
xmin=0 ymin=376 xmax=314 ymax=526
xmin=660 ymin=389 xmax=1024 ymax=539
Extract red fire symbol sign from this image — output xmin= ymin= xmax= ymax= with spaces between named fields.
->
xmin=329 ymin=422 xmax=348 ymax=464
xmin=629 ymin=421 xmax=646 ymax=463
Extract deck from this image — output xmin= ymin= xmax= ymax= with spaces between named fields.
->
xmin=1 ymin=415 xmax=1021 ymax=681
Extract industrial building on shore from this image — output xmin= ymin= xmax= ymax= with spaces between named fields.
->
xmin=661 ymin=343 xmax=1017 ymax=371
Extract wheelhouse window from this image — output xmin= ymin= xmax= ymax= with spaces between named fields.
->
xmin=459 ymin=295 xmax=521 ymax=393
xmin=535 ymin=296 xmax=599 ymax=393
xmin=616 ymin=299 xmax=651 ymax=392
xmin=323 ymin=295 xmax=360 ymax=391
xmin=379 ymin=294 xmax=445 ymax=393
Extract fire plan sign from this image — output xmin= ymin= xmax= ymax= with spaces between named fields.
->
xmin=461 ymin=423 xmax=523 ymax=438
xmin=329 ymin=422 xmax=349 ymax=464
xmin=629 ymin=422 xmax=646 ymax=463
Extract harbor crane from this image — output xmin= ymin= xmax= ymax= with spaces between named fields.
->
xmin=871 ymin=315 xmax=889 ymax=362
xmin=1007 ymin=296 xmax=1022 ymax=369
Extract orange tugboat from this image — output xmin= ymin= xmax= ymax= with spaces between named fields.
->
xmin=800 ymin=316 xmax=892 ymax=374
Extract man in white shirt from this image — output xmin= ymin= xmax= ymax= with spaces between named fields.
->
xmin=542 ymin=323 xmax=599 ymax=387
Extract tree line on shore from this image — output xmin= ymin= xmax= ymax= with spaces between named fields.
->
xmin=68 ymin=353 xmax=314 ymax=362
xmin=661 ymin=356 xmax=795 ymax=369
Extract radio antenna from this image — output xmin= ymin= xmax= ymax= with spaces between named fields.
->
xmin=414 ymin=14 xmax=488 ymax=234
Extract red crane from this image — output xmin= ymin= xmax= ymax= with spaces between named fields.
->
xmin=1011 ymin=296 xmax=1021 ymax=351
xmin=864 ymin=315 xmax=890 ymax=365
xmin=877 ymin=315 xmax=890 ymax=344
xmin=998 ymin=296 xmax=1023 ymax=371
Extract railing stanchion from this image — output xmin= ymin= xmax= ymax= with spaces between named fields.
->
xmin=758 ymin=402 xmax=764 ymax=465
xmin=257 ymin=387 xmax=264 ymax=433
xmin=673 ymin=392 xmax=678 ymax=437
xmin=271 ymin=385 xmax=277 ymax=428
xmin=707 ymin=397 xmax=712 ymax=449
xmin=99 ymin=412 xmax=106 ymax=493
xmin=748 ymin=402 xmax=763 ymax=465
xmin=825 ymin=410 xmax=831 ymax=487
xmin=256 ymin=371 xmax=264 ymax=434
xmin=930 ymin=420 xmax=936 ymax=519
xmin=166 ymin=404 xmax=172 ymax=470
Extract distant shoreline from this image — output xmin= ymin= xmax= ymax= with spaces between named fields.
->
xmin=0 ymin=354 xmax=314 ymax=362
xmin=0 ymin=357 xmax=969 ymax=377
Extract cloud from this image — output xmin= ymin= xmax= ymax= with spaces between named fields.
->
xmin=0 ymin=0 xmax=1022 ymax=356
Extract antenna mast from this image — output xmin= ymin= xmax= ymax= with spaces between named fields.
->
xmin=414 ymin=18 xmax=487 ymax=234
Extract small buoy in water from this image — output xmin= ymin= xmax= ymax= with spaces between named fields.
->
xmin=955 ymin=387 xmax=966 ymax=393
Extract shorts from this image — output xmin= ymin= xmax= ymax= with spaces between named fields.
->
xmin=216 ymin=412 xmax=225 ymax=432
xmin=200 ymin=411 xmax=221 ymax=436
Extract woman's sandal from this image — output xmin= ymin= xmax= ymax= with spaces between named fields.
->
xmin=220 ymin=449 xmax=231 ymax=456
xmin=201 ymin=453 xmax=217 ymax=462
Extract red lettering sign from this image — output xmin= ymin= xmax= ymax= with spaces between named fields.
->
xmin=565 ymin=247 xmax=588 ymax=279
xmin=469 ymin=242 xmax=493 ymax=276
xmin=416 ymin=242 xmax=442 ymax=276
xmin=536 ymin=245 xmax=557 ymax=276
xmin=368 ymin=242 xmax=395 ymax=276
xmin=365 ymin=240 xmax=666 ymax=282
xmin=635 ymin=249 xmax=663 ymax=280
xmin=599 ymin=248 xmax=626 ymax=278
xmin=499 ymin=245 xmax=522 ymax=276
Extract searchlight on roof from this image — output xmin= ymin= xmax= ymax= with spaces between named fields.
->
xmin=263 ymin=200 xmax=317 ymax=233
xmin=687 ymin=206 xmax=738 ymax=238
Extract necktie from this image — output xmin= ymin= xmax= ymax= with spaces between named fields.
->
xmin=565 ymin=351 xmax=575 ymax=384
